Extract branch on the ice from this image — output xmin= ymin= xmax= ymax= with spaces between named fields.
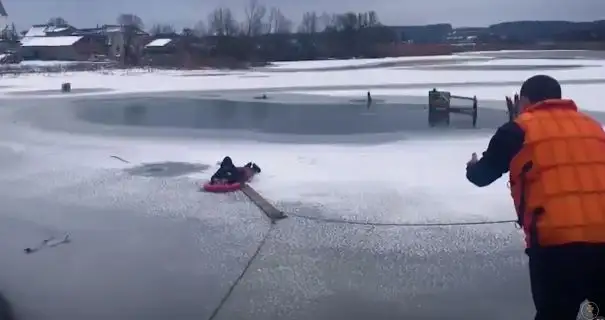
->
xmin=24 ymin=234 xmax=71 ymax=254
xmin=110 ymin=155 xmax=130 ymax=163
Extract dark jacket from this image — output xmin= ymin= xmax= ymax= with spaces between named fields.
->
xmin=211 ymin=157 xmax=243 ymax=184
xmin=466 ymin=121 xmax=525 ymax=187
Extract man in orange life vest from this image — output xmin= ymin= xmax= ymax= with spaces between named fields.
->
xmin=466 ymin=75 xmax=605 ymax=320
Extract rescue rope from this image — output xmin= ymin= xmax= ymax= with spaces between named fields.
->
xmin=286 ymin=212 xmax=517 ymax=227
xmin=207 ymin=224 xmax=274 ymax=320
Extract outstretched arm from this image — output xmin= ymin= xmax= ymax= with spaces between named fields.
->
xmin=466 ymin=121 xmax=525 ymax=187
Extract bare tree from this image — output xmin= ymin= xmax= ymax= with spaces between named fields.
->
xmin=367 ymin=11 xmax=380 ymax=27
xmin=267 ymin=7 xmax=292 ymax=34
xmin=317 ymin=12 xmax=332 ymax=31
xmin=244 ymin=0 xmax=266 ymax=36
xmin=181 ymin=28 xmax=194 ymax=37
xmin=207 ymin=7 xmax=238 ymax=36
xmin=337 ymin=12 xmax=359 ymax=31
xmin=193 ymin=20 xmax=207 ymax=37
xmin=298 ymin=11 xmax=318 ymax=34
xmin=149 ymin=23 xmax=176 ymax=35
xmin=47 ymin=17 xmax=68 ymax=26
xmin=116 ymin=13 xmax=145 ymax=67
xmin=1 ymin=23 xmax=18 ymax=41
xmin=117 ymin=13 xmax=144 ymax=29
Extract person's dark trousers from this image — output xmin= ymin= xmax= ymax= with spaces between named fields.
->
xmin=527 ymin=243 xmax=605 ymax=320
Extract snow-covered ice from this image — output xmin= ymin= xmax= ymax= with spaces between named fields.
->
xmin=0 ymin=56 xmax=602 ymax=101
xmin=1 ymin=51 xmax=603 ymax=223
xmin=0 ymin=50 xmax=601 ymax=320
xmin=267 ymin=54 xmax=492 ymax=69
xmin=290 ymin=83 xmax=605 ymax=112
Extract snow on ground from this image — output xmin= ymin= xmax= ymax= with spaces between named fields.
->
xmin=18 ymin=60 xmax=83 ymax=66
xmin=0 ymin=60 xmax=86 ymax=68
xmin=452 ymin=58 xmax=603 ymax=67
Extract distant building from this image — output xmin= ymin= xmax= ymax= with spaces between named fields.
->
xmin=446 ymin=27 xmax=488 ymax=49
xmin=74 ymin=25 xmax=149 ymax=61
xmin=18 ymin=23 xmax=149 ymax=64
xmin=142 ymin=36 xmax=201 ymax=67
xmin=387 ymin=24 xmax=453 ymax=44
xmin=21 ymin=24 xmax=77 ymax=44
xmin=20 ymin=35 xmax=106 ymax=61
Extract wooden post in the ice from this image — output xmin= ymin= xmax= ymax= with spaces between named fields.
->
xmin=449 ymin=94 xmax=478 ymax=127
xmin=472 ymin=95 xmax=478 ymax=127
xmin=429 ymin=88 xmax=478 ymax=128
xmin=61 ymin=82 xmax=71 ymax=93
xmin=428 ymin=88 xmax=451 ymax=127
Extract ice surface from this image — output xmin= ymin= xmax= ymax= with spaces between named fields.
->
xmin=0 ymin=56 xmax=602 ymax=97
xmin=458 ymin=58 xmax=604 ymax=66
xmin=0 ymin=51 xmax=601 ymax=319
xmin=0 ymin=123 xmax=511 ymax=224
xmin=267 ymin=55 xmax=491 ymax=69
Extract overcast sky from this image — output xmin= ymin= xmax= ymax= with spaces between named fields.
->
xmin=3 ymin=0 xmax=605 ymax=31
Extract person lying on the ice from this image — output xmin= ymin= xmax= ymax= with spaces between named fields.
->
xmin=210 ymin=157 xmax=261 ymax=184
xmin=210 ymin=157 xmax=241 ymax=184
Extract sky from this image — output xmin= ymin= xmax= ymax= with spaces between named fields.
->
xmin=2 ymin=0 xmax=605 ymax=32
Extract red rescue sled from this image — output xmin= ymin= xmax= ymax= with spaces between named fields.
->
xmin=202 ymin=181 xmax=243 ymax=193
xmin=201 ymin=168 xmax=256 ymax=193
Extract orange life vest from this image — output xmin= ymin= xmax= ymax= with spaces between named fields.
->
xmin=509 ymin=99 xmax=605 ymax=248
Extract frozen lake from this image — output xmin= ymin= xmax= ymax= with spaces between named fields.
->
xmin=0 ymin=51 xmax=603 ymax=319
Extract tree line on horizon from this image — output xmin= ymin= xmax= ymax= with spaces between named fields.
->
xmin=41 ymin=1 xmax=400 ymax=62
xmin=43 ymin=1 xmax=394 ymax=39
xmin=5 ymin=3 xmax=604 ymax=66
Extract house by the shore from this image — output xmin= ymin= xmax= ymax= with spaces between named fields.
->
xmin=16 ymin=23 xmax=149 ymax=64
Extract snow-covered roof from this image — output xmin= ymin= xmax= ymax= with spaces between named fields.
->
xmin=104 ymin=26 xmax=122 ymax=33
xmin=145 ymin=38 xmax=172 ymax=47
xmin=21 ymin=36 xmax=83 ymax=47
xmin=24 ymin=26 xmax=48 ymax=37
xmin=45 ymin=26 xmax=70 ymax=33
xmin=24 ymin=24 xmax=74 ymax=37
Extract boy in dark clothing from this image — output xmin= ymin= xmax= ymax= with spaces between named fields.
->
xmin=210 ymin=157 xmax=241 ymax=184
xmin=210 ymin=157 xmax=261 ymax=184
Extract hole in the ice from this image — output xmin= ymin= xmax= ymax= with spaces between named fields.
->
xmin=125 ymin=162 xmax=210 ymax=178
xmin=72 ymin=96 xmax=513 ymax=137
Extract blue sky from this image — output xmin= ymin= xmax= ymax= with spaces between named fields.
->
xmin=3 ymin=0 xmax=605 ymax=32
